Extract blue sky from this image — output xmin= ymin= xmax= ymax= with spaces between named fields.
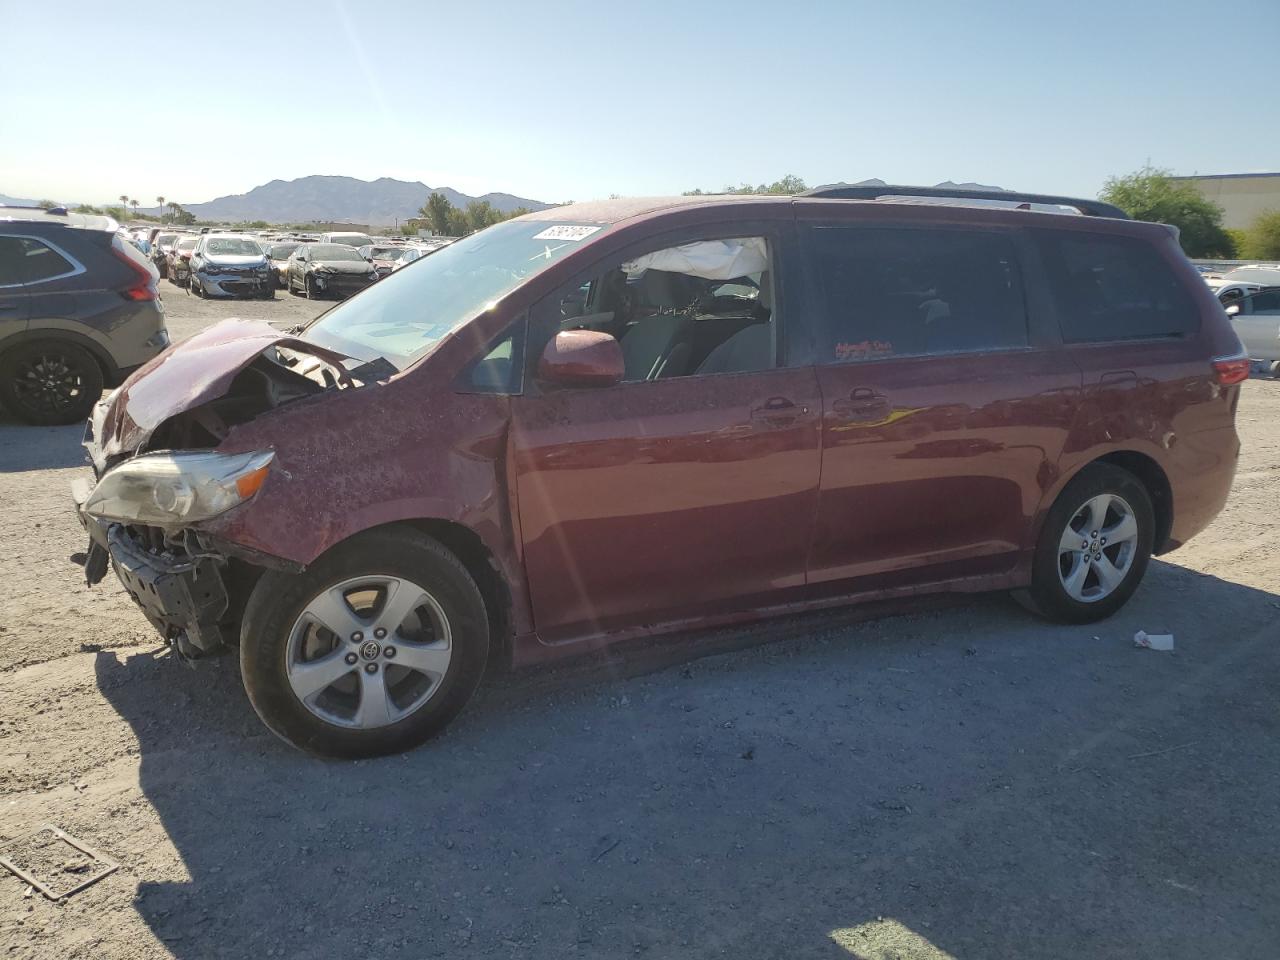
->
xmin=2 ymin=0 xmax=1277 ymax=206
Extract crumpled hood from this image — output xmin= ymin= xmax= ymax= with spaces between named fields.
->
xmin=94 ymin=318 xmax=352 ymax=462
xmin=201 ymin=254 xmax=267 ymax=269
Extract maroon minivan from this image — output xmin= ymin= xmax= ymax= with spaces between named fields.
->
xmin=73 ymin=187 xmax=1245 ymax=757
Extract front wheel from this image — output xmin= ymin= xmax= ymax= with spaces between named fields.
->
xmin=239 ymin=528 xmax=490 ymax=758
xmin=0 ymin=340 xmax=104 ymax=425
xmin=1018 ymin=463 xmax=1154 ymax=623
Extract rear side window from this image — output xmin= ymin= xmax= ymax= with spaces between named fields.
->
xmin=810 ymin=226 xmax=1028 ymax=362
xmin=0 ymin=237 xmax=23 ymax=285
xmin=0 ymin=236 xmax=76 ymax=285
xmin=1037 ymin=232 xmax=1197 ymax=342
xmin=1251 ymin=290 xmax=1280 ymax=314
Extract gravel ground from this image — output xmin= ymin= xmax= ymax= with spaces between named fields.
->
xmin=0 ymin=287 xmax=1277 ymax=959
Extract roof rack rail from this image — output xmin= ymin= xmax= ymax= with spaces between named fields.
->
xmin=802 ymin=184 xmax=1129 ymax=219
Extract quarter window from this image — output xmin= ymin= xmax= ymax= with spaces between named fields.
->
xmin=1037 ymin=231 xmax=1197 ymax=341
xmin=20 ymin=239 xmax=75 ymax=282
xmin=810 ymin=227 xmax=1028 ymax=361
xmin=0 ymin=237 xmax=23 ymax=285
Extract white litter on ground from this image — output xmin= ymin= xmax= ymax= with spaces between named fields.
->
xmin=1134 ymin=631 xmax=1175 ymax=651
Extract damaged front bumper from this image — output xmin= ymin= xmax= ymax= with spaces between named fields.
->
xmin=73 ymin=477 xmax=230 ymax=660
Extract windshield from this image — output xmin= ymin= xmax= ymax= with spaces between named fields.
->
xmin=327 ymin=234 xmax=374 ymax=247
xmin=269 ymin=243 xmax=300 ymax=259
xmin=156 ymin=233 xmax=178 ymax=246
xmin=303 ymin=219 xmax=602 ymax=369
xmin=310 ymin=245 xmax=364 ymax=262
xmin=175 ymin=238 xmax=198 ymax=252
xmin=204 ymin=238 xmax=262 ymax=257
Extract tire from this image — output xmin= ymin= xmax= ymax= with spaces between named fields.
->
xmin=0 ymin=339 xmax=104 ymax=426
xmin=239 ymin=527 xmax=490 ymax=758
xmin=1019 ymin=463 xmax=1154 ymax=623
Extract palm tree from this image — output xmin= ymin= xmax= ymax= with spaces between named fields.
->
xmin=129 ymin=198 xmax=139 ymax=218
xmin=167 ymin=201 xmax=181 ymax=220
xmin=156 ymin=195 xmax=165 ymax=221
xmin=119 ymin=194 xmax=128 ymax=209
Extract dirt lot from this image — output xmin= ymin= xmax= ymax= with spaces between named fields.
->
xmin=0 ymin=285 xmax=1277 ymax=959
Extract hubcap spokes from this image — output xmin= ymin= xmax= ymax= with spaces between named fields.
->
xmin=285 ymin=575 xmax=452 ymax=729
xmin=1057 ymin=493 xmax=1138 ymax=602
xmin=12 ymin=354 xmax=82 ymax=413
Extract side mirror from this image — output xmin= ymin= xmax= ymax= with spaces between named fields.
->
xmin=1225 ymin=304 xmax=1241 ymax=316
xmin=537 ymin=330 xmax=624 ymax=388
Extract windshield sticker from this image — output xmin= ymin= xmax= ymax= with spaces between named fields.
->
xmin=532 ymin=225 xmax=602 ymax=242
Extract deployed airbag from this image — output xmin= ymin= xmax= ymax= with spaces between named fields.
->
xmin=622 ymin=237 xmax=768 ymax=281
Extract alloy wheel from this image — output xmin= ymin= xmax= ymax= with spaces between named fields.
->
xmin=10 ymin=351 xmax=86 ymax=417
xmin=285 ymin=575 xmax=453 ymax=729
xmin=1057 ymin=493 xmax=1139 ymax=603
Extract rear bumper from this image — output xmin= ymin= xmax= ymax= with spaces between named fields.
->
xmin=1162 ymin=425 xmax=1240 ymax=552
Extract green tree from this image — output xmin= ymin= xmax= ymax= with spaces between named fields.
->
xmin=683 ymin=174 xmax=808 ymax=197
xmin=156 ymin=195 xmax=165 ymax=220
xmin=73 ymin=203 xmax=103 ymax=214
xmin=36 ymin=199 xmax=58 ymax=210
xmin=1098 ymin=166 xmax=1234 ymax=258
xmin=446 ymin=207 xmax=469 ymax=236
xmin=464 ymin=200 xmax=499 ymax=232
xmin=104 ymin=205 xmax=127 ymax=220
xmin=419 ymin=192 xmax=456 ymax=236
xmin=1239 ymin=210 xmax=1280 ymax=261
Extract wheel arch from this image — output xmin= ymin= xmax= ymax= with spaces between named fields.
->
xmin=1092 ymin=451 xmax=1173 ymax=555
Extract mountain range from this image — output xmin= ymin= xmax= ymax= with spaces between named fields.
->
xmin=184 ymin=176 xmax=553 ymax=225
xmin=1 ymin=176 xmax=553 ymax=226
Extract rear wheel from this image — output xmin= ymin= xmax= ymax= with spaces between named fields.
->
xmin=1018 ymin=463 xmax=1154 ymax=623
xmin=0 ymin=340 xmax=104 ymax=425
xmin=239 ymin=528 xmax=490 ymax=758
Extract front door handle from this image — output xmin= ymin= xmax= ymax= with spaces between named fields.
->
xmin=750 ymin=396 xmax=805 ymax=426
xmin=832 ymin=388 xmax=890 ymax=421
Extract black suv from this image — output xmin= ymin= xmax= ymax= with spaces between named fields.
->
xmin=0 ymin=206 xmax=169 ymax=425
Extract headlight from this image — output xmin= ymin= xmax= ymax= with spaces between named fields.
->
xmin=314 ymin=265 xmax=334 ymax=275
xmin=82 ymin=450 xmax=274 ymax=528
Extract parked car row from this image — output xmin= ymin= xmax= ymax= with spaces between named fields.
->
xmin=1202 ymin=264 xmax=1280 ymax=372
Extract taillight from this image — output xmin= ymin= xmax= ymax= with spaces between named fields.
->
xmin=110 ymin=234 xmax=158 ymax=301
xmin=1212 ymin=354 xmax=1251 ymax=385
